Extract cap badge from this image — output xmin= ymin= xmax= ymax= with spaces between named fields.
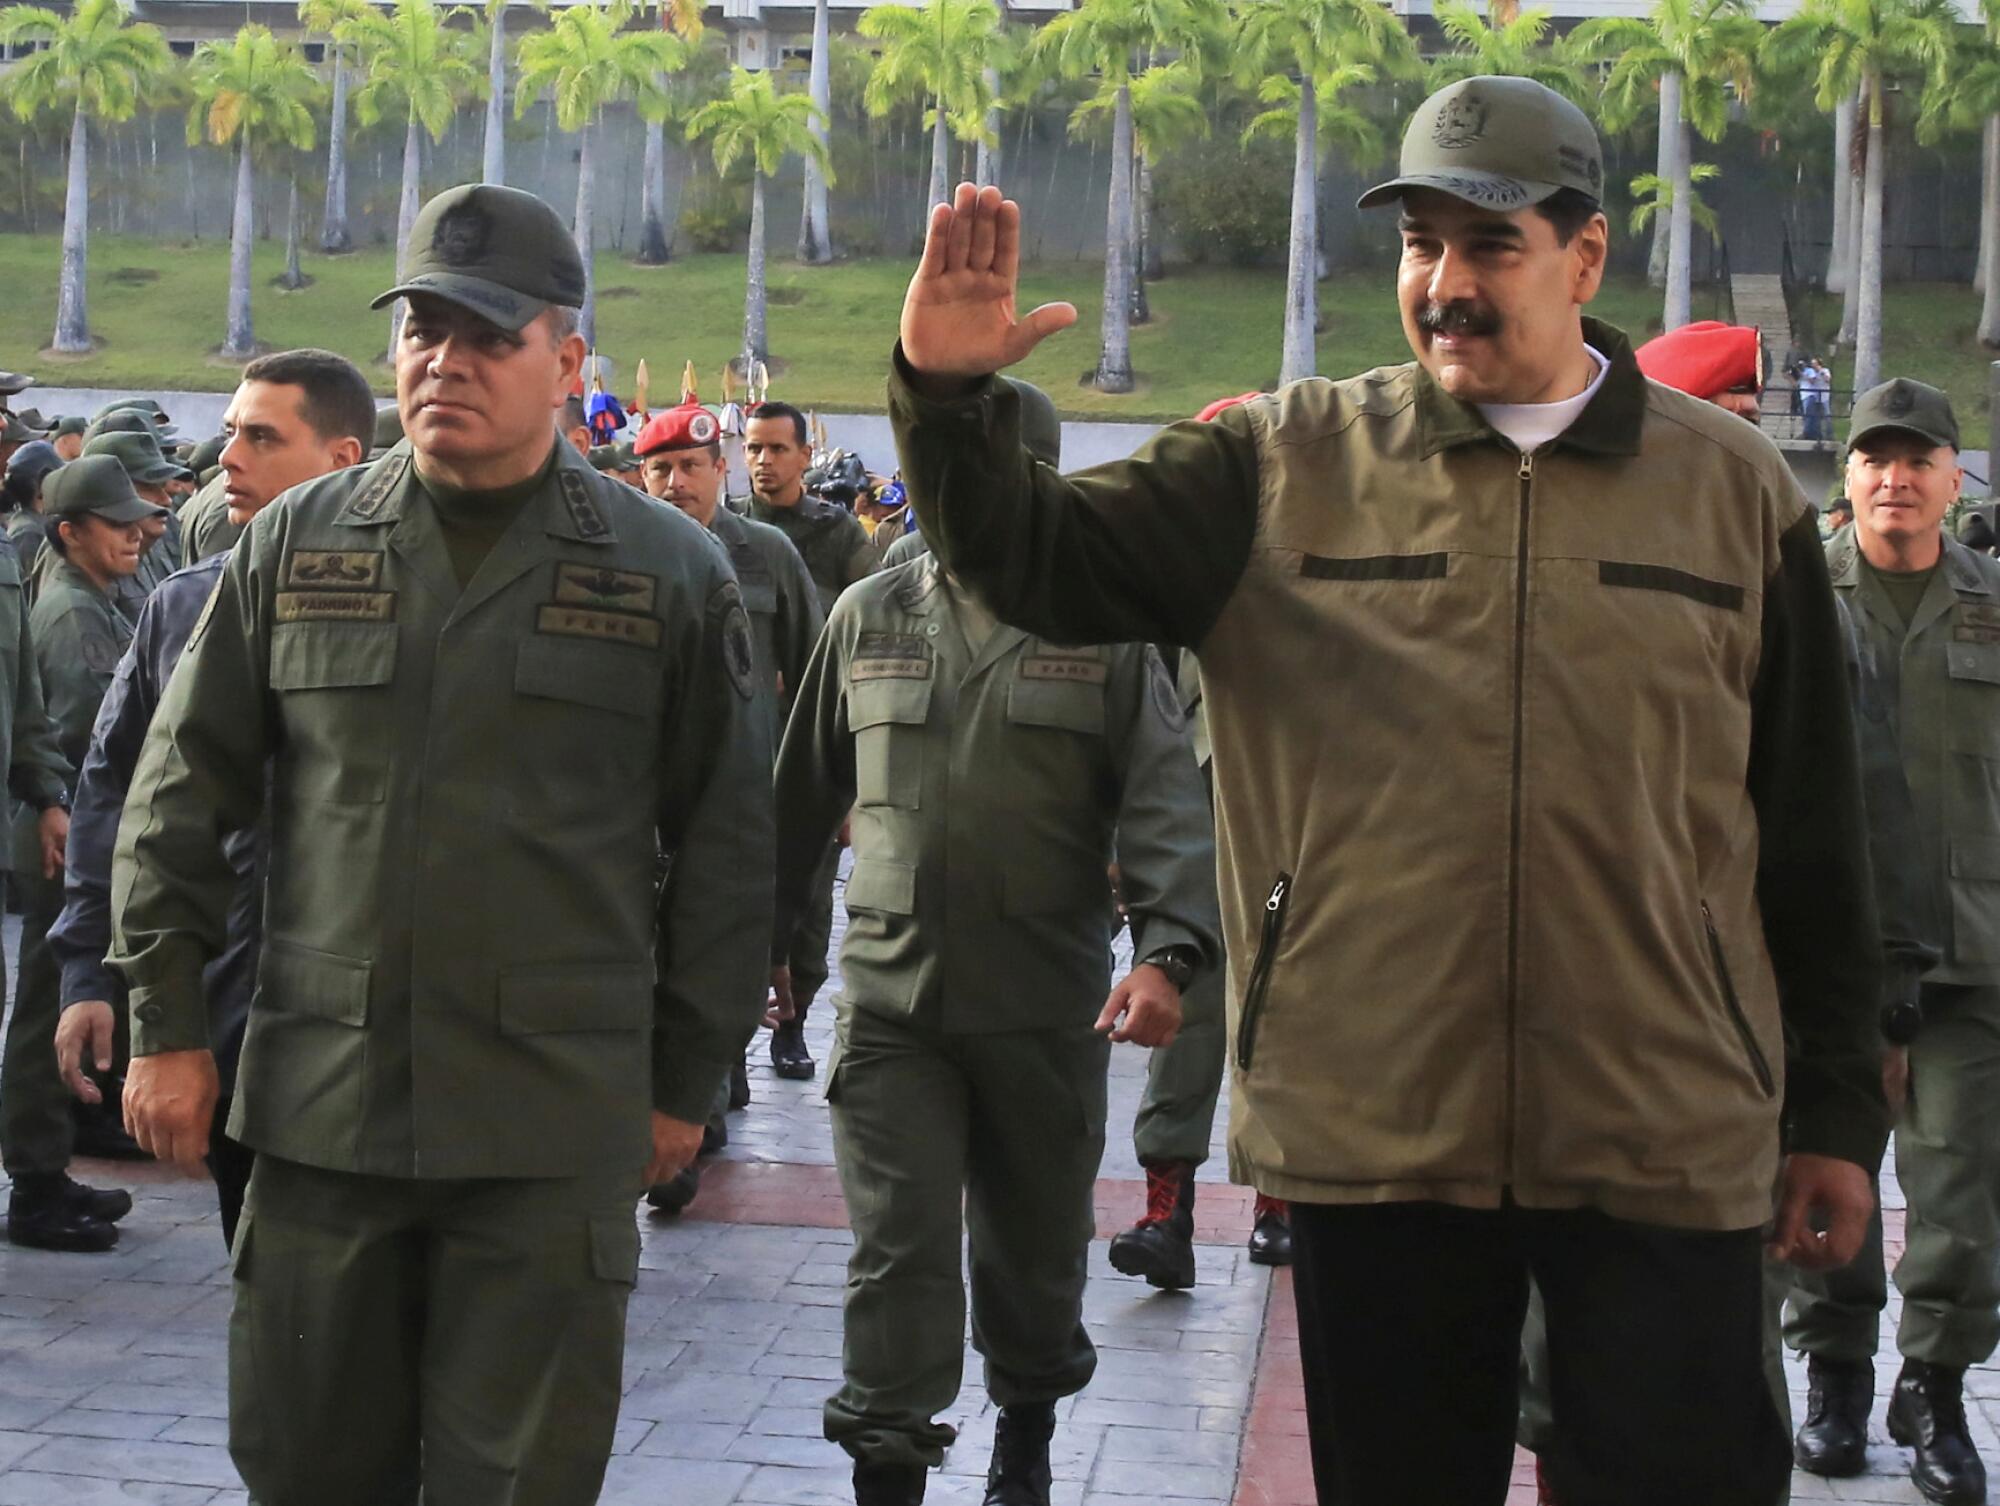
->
xmin=1885 ymin=384 xmax=1915 ymax=417
xmin=688 ymin=411 xmax=718 ymax=445
xmin=432 ymin=202 xmax=492 ymax=267
xmin=1433 ymin=92 xmax=1489 ymax=150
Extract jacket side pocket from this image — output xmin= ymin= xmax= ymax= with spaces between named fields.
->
xmin=1702 ymin=902 xmax=1775 ymax=1098
xmin=1236 ymin=874 xmax=1292 ymax=1071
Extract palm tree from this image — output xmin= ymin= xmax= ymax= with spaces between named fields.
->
xmin=859 ymin=0 xmax=1002 ymax=236
xmin=685 ymin=66 xmax=832 ymax=374
xmin=799 ymin=0 xmax=836 ymax=262
xmin=1235 ymin=0 xmax=1412 ymax=385
xmin=298 ymin=0 xmax=368 ymax=252
xmin=1038 ymin=0 xmax=1215 ymax=393
xmin=1767 ymin=0 xmax=1957 ymax=392
xmin=1571 ymin=0 xmax=1762 ymax=333
xmin=514 ymin=0 xmax=685 ymax=346
xmin=1425 ymin=2 xmax=1588 ymax=102
xmin=345 ymin=0 xmax=483 ymax=352
xmin=1072 ymin=59 xmax=1208 ymax=322
xmin=638 ymin=0 xmax=703 ymax=265
xmin=1916 ymin=2 xmax=2000 ymax=343
xmin=1628 ymin=162 xmax=1721 ymax=242
xmin=187 ymin=25 xmax=322 ymax=359
xmin=0 ymin=0 xmax=171 ymax=353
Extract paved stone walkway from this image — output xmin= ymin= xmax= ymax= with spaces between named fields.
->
xmin=0 ymin=888 xmax=1988 ymax=1504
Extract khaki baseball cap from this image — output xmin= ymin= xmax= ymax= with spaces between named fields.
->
xmin=1358 ymin=76 xmax=1604 ymax=213
xmin=42 ymin=454 xmax=166 ymax=526
xmin=84 ymin=429 xmax=191 ymax=486
xmin=1848 ymin=378 xmax=1960 ymax=453
xmin=371 ymin=183 xmax=587 ymax=333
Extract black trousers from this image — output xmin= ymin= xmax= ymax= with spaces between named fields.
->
xmin=1289 ymin=1199 xmax=1790 ymax=1506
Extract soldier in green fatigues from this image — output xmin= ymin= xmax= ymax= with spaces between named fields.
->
xmin=0 ymin=455 xmax=162 ymax=1252
xmin=79 ymin=429 xmax=186 ymax=609
xmin=1 ymin=441 xmax=59 ymax=587
xmin=633 ymin=396 xmax=823 ymax=1208
xmin=1786 ymin=380 xmax=1998 ymax=1505
xmin=111 ymin=184 xmax=774 ymax=1506
xmin=746 ymin=398 xmax=881 ymax=1078
xmin=773 ymin=517 xmax=1221 ymax=1506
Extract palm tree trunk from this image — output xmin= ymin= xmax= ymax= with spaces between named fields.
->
xmin=1839 ymin=132 xmax=1864 ymax=347
xmin=1130 ymin=150 xmax=1149 ymax=325
xmin=53 ymin=102 xmax=90 ymax=354
xmin=1648 ymin=71 xmax=1679 ymax=289
xmin=484 ymin=6 xmax=508 ymax=184
xmin=283 ymin=173 xmax=305 ymax=291
xmin=389 ymin=115 xmax=423 ymax=358
xmin=1280 ymin=75 xmax=1318 ymax=386
xmin=640 ymin=110 xmax=672 ymax=264
xmin=927 ymin=100 xmax=950 ymax=233
xmin=322 ymin=52 xmax=352 ymax=252
xmin=974 ymin=66 xmax=1000 ymax=185
xmin=1981 ymin=112 xmax=2000 ymax=347
xmin=575 ymin=121 xmax=597 ymax=347
xmin=1827 ymin=87 xmax=1853 ymax=292
xmin=1980 ymin=115 xmax=1996 ymax=295
xmin=744 ymin=169 xmax=769 ymax=368
xmin=223 ymin=139 xmax=257 ymax=358
xmin=1093 ymin=81 xmax=1136 ymax=393
xmin=799 ymin=0 xmax=834 ymax=262
xmin=1854 ymin=71 xmax=1886 ymax=394
xmin=1665 ymin=85 xmax=1692 ymax=333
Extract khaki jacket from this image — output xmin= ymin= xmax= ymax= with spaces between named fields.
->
xmin=1829 ymin=528 xmax=2000 ymax=986
xmin=774 ymin=557 xmax=1220 ymax=1033
xmin=892 ymin=320 xmax=1883 ymax=1230
xmin=109 ymin=441 xmax=775 ymax=1180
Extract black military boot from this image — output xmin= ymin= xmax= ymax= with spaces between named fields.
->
xmin=852 ymin=1460 xmax=926 ymax=1506
xmin=984 ymin=1402 xmax=1055 ymax=1506
xmin=1107 ymin=1161 xmax=1196 ymax=1289
xmin=1793 ymin=1355 xmax=1872 ymax=1477
xmin=646 ymin=1163 xmax=701 ymax=1216
xmin=1247 ymin=1194 xmax=1293 ymax=1266
xmin=60 ymin=1173 xmax=131 ymax=1225
xmin=7 ymin=1174 xmax=118 ymax=1252
xmin=771 ymin=1001 xmax=815 ymax=1081
xmin=729 ymin=1056 xmax=752 ymax=1111
xmin=1888 ymin=1359 xmax=1988 ymax=1504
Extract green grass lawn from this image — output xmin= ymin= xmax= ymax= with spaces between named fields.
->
xmin=7 ymin=229 xmax=1959 ymax=435
xmin=1796 ymin=283 xmax=1998 ymax=454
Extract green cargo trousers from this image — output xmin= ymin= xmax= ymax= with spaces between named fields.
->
xmin=1 ymin=822 xmax=71 ymax=1177
xmin=1131 ymin=962 xmax=1225 ymax=1167
xmin=228 ymin=1155 xmax=641 ymax=1506
xmin=1786 ymin=982 xmax=2000 ymax=1369
xmin=824 ymin=1006 xmax=1109 ymax=1468
xmin=790 ymin=840 xmax=842 ymax=1011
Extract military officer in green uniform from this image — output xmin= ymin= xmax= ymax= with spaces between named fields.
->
xmin=773 ymin=526 xmax=1220 ymax=1506
xmin=1 ymin=454 xmax=161 ymax=1252
xmin=82 ymin=429 xmax=186 ymax=598
xmin=633 ymin=395 xmax=822 ymax=1203
xmin=111 ymin=183 xmax=774 ymax=1506
xmin=1785 ymin=379 xmax=2000 ymax=1506
xmin=745 ymin=398 xmax=880 ymax=1078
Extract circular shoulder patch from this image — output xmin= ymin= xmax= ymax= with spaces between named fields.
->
xmin=1147 ymin=648 xmax=1187 ymax=733
xmin=710 ymin=580 xmax=757 ymax=702
xmin=81 ymin=630 xmax=120 ymax=675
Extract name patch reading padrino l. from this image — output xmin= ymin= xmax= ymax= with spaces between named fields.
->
xmin=276 ymin=591 xmax=397 ymax=624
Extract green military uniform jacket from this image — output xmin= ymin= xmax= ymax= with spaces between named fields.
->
xmin=708 ymin=503 xmax=821 ymax=728
xmin=108 ymin=440 xmax=775 ymax=1180
xmin=178 ymin=473 xmax=247 ymax=563
xmin=3 ymin=511 xmax=46 ymax=592
xmin=774 ymin=556 xmax=1220 ymax=1033
xmin=749 ymin=493 xmax=879 ymax=616
xmin=0 ymin=537 xmax=74 ymax=870
xmin=1829 ymin=527 xmax=2000 ymax=987
xmin=30 ymin=559 xmax=130 ymax=773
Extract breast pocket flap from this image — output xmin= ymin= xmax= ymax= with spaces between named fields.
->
xmin=1948 ymin=642 xmax=2000 ymax=687
xmin=1007 ymin=679 xmax=1106 ymax=736
xmin=847 ymin=678 xmax=932 ymax=732
xmin=1951 ymin=835 xmax=2000 ymax=881
xmin=515 ymin=637 xmax=662 ymax=719
xmin=270 ymin=623 xmax=399 ymax=691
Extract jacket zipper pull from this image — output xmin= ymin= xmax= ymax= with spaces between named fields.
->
xmin=1518 ymin=450 xmax=1534 ymax=481
xmin=1267 ymin=877 xmax=1288 ymax=911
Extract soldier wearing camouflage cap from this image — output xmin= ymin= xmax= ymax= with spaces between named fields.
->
xmin=884 ymin=72 xmax=1882 ymax=1505
xmin=112 ymin=181 xmax=773 ymax=1506
xmin=1784 ymin=378 xmax=1998 ymax=1504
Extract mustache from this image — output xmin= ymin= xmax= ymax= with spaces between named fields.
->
xmin=1417 ymin=301 xmax=1503 ymax=338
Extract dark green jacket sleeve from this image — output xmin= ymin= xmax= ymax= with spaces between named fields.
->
xmin=890 ymin=348 xmax=1260 ymax=650
xmin=7 ymin=591 xmax=69 ymax=811
xmin=775 ymin=537 xmax=825 ymax=713
xmin=651 ymin=569 xmax=778 ymax=1123
xmin=1750 ymin=512 xmax=1890 ymax=1172
xmin=772 ymin=616 xmax=855 ymax=955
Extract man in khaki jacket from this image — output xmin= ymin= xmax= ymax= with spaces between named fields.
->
xmin=889 ymin=77 xmax=1883 ymax=1506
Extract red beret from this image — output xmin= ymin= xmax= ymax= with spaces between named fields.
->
xmin=634 ymin=401 xmax=722 ymax=457
xmin=1195 ymin=391 xmax=1263 ymax=424
xmin=1634 ymin=321 xmax=1761 ymax=401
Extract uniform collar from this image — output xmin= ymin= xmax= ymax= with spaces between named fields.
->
xmin=334 ymin=439 xmax=620 ymax=546
xmin=1415 ymin=316 xmax=1646 ymax=461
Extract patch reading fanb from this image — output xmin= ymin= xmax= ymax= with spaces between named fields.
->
xmin=708 ymin=581 xmax=756 ymax=701
xmin=276 ymin=591 xmax=397 ymax=624
xmin=1955 ymin=623 xmax=2000 ymax=645
xmin=555 ymin=563 xmax=657 ymax=613
xmin=1020 ymin=656 xmax=1108 ymax=685
xmin=536 ymin=605 xmax=664 ymax=649
xmin=286 ymin=550 xmax=385 ymax=590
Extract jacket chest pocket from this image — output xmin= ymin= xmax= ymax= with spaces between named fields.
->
xmin=1946 ymin=641 xmax=2000 ymax=763
xmin=271 ymin=622 xmax=399 ymax=692
xmin=1007 ymin=678 xmax=1107 ymax=738
xmin=848 ymin=677 xmax=931 ymax=809
xmin=739 ymin=576 xmax=778 ymax=619
xmin=515 ymin=637 xmax=663 ymax=719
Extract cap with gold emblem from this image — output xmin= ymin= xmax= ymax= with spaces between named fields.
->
xmin=371 ymin=183 xmax=587 ymax=333
xmin=1848 ymin=377 xmax=1959 ymax=453
xmin=1357 ymin=76 xmax=1604 ymax=213
xmin=634 ymin=401 xmax=723 ymax=458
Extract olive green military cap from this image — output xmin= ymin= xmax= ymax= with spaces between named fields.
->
xmin=0 ymin=410 xmax=36 ymax=445
xmin=84 ymin=428 xmax=192 ymax=486
xmin=371 ymin=183 xmax=587 ymax=333
xmin=1357 ymin=76 xmax=1604 ymax=213
xmin=0 ymin=371 xmax=31 ymax=398
xmin=1003 ymin=377 xmax=1061 ymax=469
xmin=48 ymin=416 xmax=86 ymax=440
xmin=1848 ymin=377 xmax=1960 ymax=453
xmin=185 ymin=435 xmax=227 ymax=476
xmin=13 ymin=408 xmax=46 ymax=432
xmin=91 ymin=397 xmax=173 ymax=427
xmin=85 ymin=409 xmax=177 ymax=445
xmin=42 ymin=453 xmax=166 ymax=526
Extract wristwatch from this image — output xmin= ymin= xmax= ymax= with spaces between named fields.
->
xmin=1140 ymin=945 xmax=1201 ymax=992
xmin=1880 ymin=965 xmax=1923 ymax=1046
xmin=34 ymin=789 xmax=69 ymax=815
